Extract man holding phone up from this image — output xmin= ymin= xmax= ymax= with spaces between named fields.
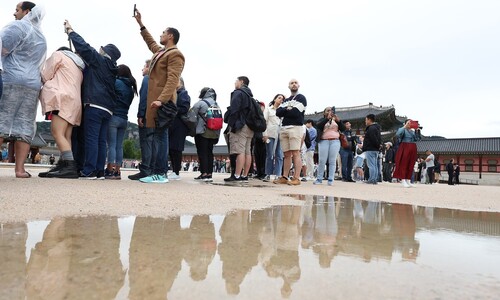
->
xmin=133 ymin=6 xmax=185 ymax=183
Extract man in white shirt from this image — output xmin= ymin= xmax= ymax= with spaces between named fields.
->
xmin=425 ymin=150 xmax=435 ymax=184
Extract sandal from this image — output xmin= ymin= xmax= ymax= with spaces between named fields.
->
xmin=16 ymin=171 xmax=32 ymax=178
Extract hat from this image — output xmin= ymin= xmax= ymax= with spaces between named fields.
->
xmin=101 ymin=44 xmax=121 ymax=61
xmin=385 ymin=142 xmax=393 ymax=147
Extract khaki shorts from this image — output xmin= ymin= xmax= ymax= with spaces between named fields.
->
xmin=229 ymin=125 xmax=254 ymax=155
xmin=280 ymin=126 xmax=303 ymax=152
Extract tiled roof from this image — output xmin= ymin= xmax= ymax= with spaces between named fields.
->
xmin=306 ymin=103 xmax=397 ymax=122
xmin=416 ymin=137 xmax=500 ymax=154
xmin=32 ymin=133 xmax=47 ymax=147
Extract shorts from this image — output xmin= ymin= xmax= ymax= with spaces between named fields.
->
xmin=280 ymin=126 xmax=303 ymax=152
xmin=0 ymin=84 xmax=39 ymax=144
xmin=229 ymin=125 xmax=254 ymax=155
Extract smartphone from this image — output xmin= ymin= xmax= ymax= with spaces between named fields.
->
xmin=133 ymin=4 xmax=137 ymax=16
xmin=409 ymin=120 xmax=419 ymax=129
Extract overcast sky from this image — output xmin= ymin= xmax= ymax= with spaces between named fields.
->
xmin=1 ymin=0 xmax=499 ymax=139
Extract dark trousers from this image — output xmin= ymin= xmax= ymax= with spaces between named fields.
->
xmin=195 ymin=134 xmax=216 ymax=175
xmin=383 ymin=162 xmax=394 ymax=182
xmin=82 ymin=106 xmax=111 ymax=176
xmin=340 ymin=148 xmax=353 ymax=180
xmin=254 ymin=138 xmax=266 ymax=177
xmin=427 ymin=167 xmax=435 ymax=184
xmin=447 ymin=171 xmax=454 ymax=185
xmin=454 ymin=174 xmax=460 ymax=185
xmin=169 ymin=149 xmax=183 ymax=175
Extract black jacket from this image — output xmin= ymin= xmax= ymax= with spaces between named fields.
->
xmin=228 ymin=85 xmax=252 ymax=133
xmin=362 ymin=123 xmax=382 ymax=152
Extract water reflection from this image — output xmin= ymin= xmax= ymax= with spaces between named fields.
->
xmin=1 ymin=197 xmax=499 ymax=299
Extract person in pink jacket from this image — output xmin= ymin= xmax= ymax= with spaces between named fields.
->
xmin=38 ymin=46 xmax=85 ymax=178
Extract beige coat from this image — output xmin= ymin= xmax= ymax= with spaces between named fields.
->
xmin=141 ymin=29 xmax=185 ymax=128
xmin=39 ymin=51 xmax=84 ymax=126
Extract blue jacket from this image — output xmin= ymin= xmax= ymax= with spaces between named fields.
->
xmin=69 ymin=31 xmax=118 ymax=111
xmin=169 ymin=87 xmax=191 ymax=151
xmin=137 ymin=75 xmax=149 ymax=119
xmin=114 ymin=77 xmax=135 ymax=120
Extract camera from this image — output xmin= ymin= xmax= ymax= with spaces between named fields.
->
xmin=409 ymin=120 xmax=420 ymax=129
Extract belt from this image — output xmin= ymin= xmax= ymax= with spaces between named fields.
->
xmin=324 ymin=138 xmax=338 ymax=140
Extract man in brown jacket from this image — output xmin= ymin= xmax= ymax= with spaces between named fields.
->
xmin=134 ymin=8 xmax=185 ymax=183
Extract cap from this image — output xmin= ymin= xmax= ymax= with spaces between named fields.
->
xmin=385 ymin=142 xmax=393 ymax=147
xmin=101 ymin=44 xmax=121 ymax=62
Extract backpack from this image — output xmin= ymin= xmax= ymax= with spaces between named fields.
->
xmin=180 ymin=108 xmax=197 ymax=137
xmin=201 ymin=99 xmax=223 ymax=130
xmin=241 ymin=90 xmax=266 ymax=133
xmin=304 ymin=129 xmax=312 ymax=149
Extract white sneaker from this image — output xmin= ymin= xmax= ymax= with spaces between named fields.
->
xmin=401 ymin=180 xmax=410 ymax=188
xmin=407 ymin=180 xmax=415 ymax=187
xmin=169 ymin=173 xmax=181 ymax=180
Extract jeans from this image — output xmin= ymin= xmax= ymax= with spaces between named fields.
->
xmin=138 ymin=126 xmax=153 ymax=175
xmin=151 ymin=127 xmax=169 ymax=175
xmin=265 ymin=137 xmax=283 ymax=176
xmin=339 ymin=148 xmax=353 ymax=180
xmin=195 ymin=134 xmax=216 ymax=174
xmin=107 ymin=115 xmax=128 ymax=165
xmin=317 ymin=139 xmax=340 ymax=182
xmin=82 ymin=106 xmax=111 ymax=176
xmin=364 ymin=151 xmax=379 ymax=184
xmin=427 ymin=167 xmax=435 ymax=184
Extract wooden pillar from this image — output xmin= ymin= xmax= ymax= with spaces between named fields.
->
xmin=479 ymin=154 xmax=483 ymax=179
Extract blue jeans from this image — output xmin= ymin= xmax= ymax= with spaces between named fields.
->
xmin=265 ymin=137 xmax=284 ymax=176
xmin=317 ymin=139 xmax=340 ymax=182
xmin=138 ymin=126 xmax=153 ymax=175
xmin=365 ymin=151 xmax=379 ymax=184
xmin=339 ymin=148 xmax=353 ymax=180
xmin=150 ymin=127 xmax=169 ymax=175
xmin=82 ymin=106 xmax=111 ymax=175
xmin=107 ymin=115 xmax=128 ymax=165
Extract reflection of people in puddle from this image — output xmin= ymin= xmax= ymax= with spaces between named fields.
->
xmin=129 ymin=216 xmax=186 ymax=299
xmin=184 ymin=215 xmax=217 ymax=281
xmin=218 ymin=210 xmax=263 ymax=295
xmin=261 ymin=205 xmax=301 ymax=298
xmin=0 ymin=222 xmax=27 ymax=299
xmin=312 ymin=196 xmax=339 ymax=268
xmin=392 ymin=204 xmax=420 ymax=261
xmin=26 ymin=217 xmax=125 ymax=299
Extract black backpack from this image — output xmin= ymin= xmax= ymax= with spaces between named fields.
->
xmin=241 ymin=90 xmax=266 ymax=133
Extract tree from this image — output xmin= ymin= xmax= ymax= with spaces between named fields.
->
xmin=123 ymin=139 xmax=141 ymax=159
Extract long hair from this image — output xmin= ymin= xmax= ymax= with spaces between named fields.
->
xmin=117 ymin=64 xmax=138 ymax=95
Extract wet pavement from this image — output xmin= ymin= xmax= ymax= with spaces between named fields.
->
xmin=1 ymin=196 xmax=499 ymax=299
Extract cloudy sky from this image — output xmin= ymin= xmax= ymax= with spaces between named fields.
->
xmin=1 ymin=0 xmax=499 ymax=139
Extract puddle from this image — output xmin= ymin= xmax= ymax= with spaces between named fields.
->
xmin=1 ymin=197 xmax=499 ymax=299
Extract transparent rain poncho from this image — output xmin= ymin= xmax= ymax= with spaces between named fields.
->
xmin=0 ymin=6 xmax=47 ymax=89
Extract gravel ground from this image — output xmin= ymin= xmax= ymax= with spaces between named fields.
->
xmin=1 ymin=166 xmax=499 ymax=223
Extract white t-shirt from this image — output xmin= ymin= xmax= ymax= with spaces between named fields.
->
xmin=426 ymin=154 xmax=435 ymax=168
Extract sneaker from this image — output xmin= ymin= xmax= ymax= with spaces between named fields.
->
xmin=301 ymin=177 xmax=307 ymax=182
xmin=96 ymin=170 xmax=105 ymax=180
xmin=113 ymin=172 xmax=121 ymax=180
xmin=401 ymin=180 xmax=410 ymax=188
xmin=140 ymin=174 xmax=169 ymax=183
xmin=313 ymin=179 xmax=323 ymax=185
xmin=169 ymin=173 xmax=181 ymax=180
xmin=202 ymin=175 xmax=213 ymax=182
xmin=224 ymin=175 xmax=238 ymax=182
xmin=79 ymin=171 xmax=97 ymax=180
xmin=104 ymin=169 xmax=114 ymax=179
xmin=273 ymin=176 xmax=289 ymax=184
xmin=328 ymin=180 xmax=333 ymax=186
xmin=238 ymin=176 xmax=249 ymax=183
xmin=288 ymin=178 xmax=301 ymax=186
xmin=262 ymin=175 xmax=271 ymax=182
xmin=128 ymin=172 xmax=147 ymax=180
xmin=194 ymin=174 xmax=204 ymax=180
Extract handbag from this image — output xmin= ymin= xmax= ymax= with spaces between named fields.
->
xmin=180 ymin=108 xmax=197 ymax=137
xmin=339 ymin=133 xmax=350 ymax=149
xmin=155 ymin=101 xmax=178 ymax=129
